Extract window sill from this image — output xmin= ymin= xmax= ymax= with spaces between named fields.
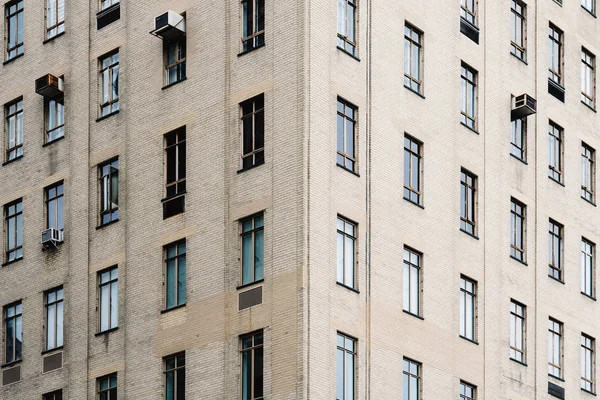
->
xmin=549 ymin=373 xmax=565 ymax=382
xmin=96 ymin=219 xmax=119 ymax=230
xmin=548 ymin=275 xmax=565 ymax=285
xmin=1 ymin=257 xmax=23 ymax=267
xmin=548 ymin=176 xmax=565 ymax=187
xmin=238 ymin=43 xmax=265 ymax=57
xmin=161 ymin=191 xmax=186 ymax=203
xmin=404 ymin=85 xmax=426 ymax=99
xmin=236 ymin=279 xmax=264 ymax=291
xmin=459 ymin=335 xmax=479 ymax=345
xmin=552 ymin=0 xmax=563 ymax=6
xmin=43 ymin=31 xmax=65 ymax=44
xmin=510 ymin=153 xmax=528 ymax=165
xmin=0 ymin=360 xmax=21 ymax=369
xmin=336 ymin=46 xmax=361 ymax=62
xmin=41 ymin=346 xmax=63 ymax=356
xmin=581 ymin=292 xmax=597 ymax=301
xmin=162 ymin=77 xmax=187 ymax=90
xmin=336 ymin=281 xmax=360 ymax=294
xmin=582 ymin=388 xmax=597 ymax=396
xmin=403 ymin=310 xmax=424 ymax=320
xmin=42 ymin=135 xmax=65 ymax=147
xmin=2 ymin=155 xmax=23 ymax=166
xmin=510 ymin=255 xmax=528 ymax=266
xmin=510 ymin=358 xmax=528 ymax=367
xmin=582 ymin=5 xmax=596 ymax=16
xmin=96 ymin=110 xmax=119 ymax=122
xmin=3 ymin=53 xmax=24 ymax=65
xmin=95 ymin=327 xmax=118 ymax=336
xmin=459 ymin=228 xmax=479 ymax=240
xmin=403 ymin=197 xmax=424 ymax=209
xmin=510 ymin=52 xmax=528 ymax=65
xmin=161 ymin=303 xmax=186 ymax=314
xmin=582 ymin=197 xmax=597 ymax=207
xmin=582 ymin=101 xmax=597 ymax=113
xmin=237 ymin=161 xmax=265 ymax=174
xmin=336 ymin=163 xmax=360 ymax=177
xmin=460 ymin=122 xmax=479 ymax=135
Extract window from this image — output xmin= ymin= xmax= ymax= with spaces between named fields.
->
xmin=46 ymin=182 xmax=64 ymax=231
xmin=582 ymin=239 xmax=595 ymax=298
xmin=548 ymin=220 xmax=563 ymax=281
xmin=4 ymin=199 xmax=22 ymax=263
xmin=99 ymin=159 xmax=119 ymax=225
xmin=337 ymin=0 xmax=357 ymax=56
xmin=510 ymin=198 xmax=525 ymax=262
xmin=337 ymin=99 xmax=357 ymax=172
xmin=46 ymin=0 xmax=64 ymax=39
xmin=3 ymin=301 xmax=22 ymax=363
xmin=582 ymin=143 xmax=595 ymax=202
xmin=164 ymin=240 xmax=186 ymax=310
xmin=461 ymin=0 xmax=476 ymax=25
xmin=163 ymin=128 xmax=186 ymax=219
xmin=460 ymin=169 xmax=477 ymax=236
xmin=511 ymin=0 xmax=526 ymax=60
xmin=241 ymin=214 xmax=264 ymax=286
xmin=404 ymin=135 xmax=422 ymax=205
xmin=510 ymin=300 xmax=526 ymax=363
xmin=548 ymin=318 xmax=563 ymax=378
xmin=240 ymin=94 xmax=265 ymax=170
xmin=336 ymin=333 xmax=356 ymax=400
xmin=582 ymin=334 xmax=595 ymax=393
xmin=98 ymin=266 xmax=118 ymax=332
xmin=510 ymin=118 xmax=526 ymax=161
xmin=45 ymin=95 xmax=64 ymax=143
xmin=582 ymin=49 xmax=596 ymax=108
xmin=404 ymin=24 xmax=423 ymax=93
xmin=548 ymin=121 xmax=563 ymax=183
xmin=165 ymin=35 xmax=186 ymax=86
xmin=460 ymin=381 xmax=476 ymax=400
xmin=583 ymin=0 xmax=595 ymax=14
xmin=337 ymin=216 xmax=356 ymax=289
xmin=403 ymin=247 xmax=421 ymax=316
xmin=5 ymin=98 xmax=23 ymax=161
xmin=5 ymin=0 xmax=23 ymax=60
xmin=43 ymin=390 xmax=63 ymax=400
xmin=241 ymin=0 xmax=264 ymax=52
xmin=99 ymin=51 xmax=119 ymax=117
xmin=45 ymin=287 xmax=63 ymax=351
xmin=460 ymin=276 xmax=476 ymax=341
xmin=241 ymin=331 xmax=263 ymax=400
xmin=548 ymin=24 xmax=563 ymax=85
xmin=100 ymin=0 xmax=119 ymax=11
xmin=460 ymin=63 xmax=477 ymax=130
xmin=164 ymin=353 xmax=185 ymax=400
xmin=97 ymin=374 xmax=117 ymax=400
xmin=403 ymin=358 xmax=421 ymax=400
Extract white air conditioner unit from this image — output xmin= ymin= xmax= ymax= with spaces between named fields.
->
xmin=41 ymin=228 xmax=64 ymax=249
xmin=151 ymin=11 xmax=185 ymax=40
xmin=511 ymin=93 xmax=537 ymax=120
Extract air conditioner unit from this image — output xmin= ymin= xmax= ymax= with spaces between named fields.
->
xmin=35 ymin=74 xmax=64 ymax=98
xmin=151 ymin=11 xmax=185 ymax=40
xmin=511 ymin=93 xmax=537 ymax=120
xmin=41 ymin=228 xmax=64 ymax=249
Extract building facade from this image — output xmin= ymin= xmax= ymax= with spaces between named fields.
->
xmin=1 ymin=0 xmax=599 ymax=399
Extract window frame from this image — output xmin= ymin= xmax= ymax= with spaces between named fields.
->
xmin=548 ymin=121 xmax=563 ymax=183
xmin=582 ymin=334 xmax=595 ymax=393
xmin=402 ymin=358 xmax=421 ymax=400
xmin=164 ymin=35 xmax=187 ymax=87
xmin=99 ymin=50 xmax=120 ymax=118
xmin=240 ymin=331 xmax=264 ymax=400
xmin=548 ymin=24 xmax=563 ymax=85
xmin=548 ymin=219 xmax=563 ymax=281
xmin=460 ymin=275 xmax=477 ymax=342
xmin=3 ymin=301 xmax=22 ymax=364
xmin=337 ymin=0 xmax=357 ymax=56
xmin=510 ymin=0 xmax=526 ymax=61
xmin=582 ymin=143 xmax=595 ymax=203
xmin=98 ymin=266 xmax=118 ymax=333
xmin=336 ymin=332 xmax=356 ymax=400
xmin=460 ymin=63 xmax=478 ymax=131
xmin=5 ymin=0 xmax=24 ymax=60
xmin=45 ymin=94 xmax=65 ymax=144
xmin=164 ymin=127 xmax=186 ymax=200
xmin=4 ymin=198 xmax=23 ymax=263
xmin=582 ymin=48 xmax=596 ymax=108
xmin=45 ymin=182 xmax=64 ymax=231
xmin=5 ymin=98 xmax=23 ymax=162
xmin=240 ymin=0 xmax=265 ymax=53
xmin=510 ymin=299 xmax=526 ymax=363
xmin=336 ymin=98 xmax=358 ymax=173
xmin=548 ymin=317 xmax=563 ymax=379
xmin=403 ymin=134 xmax=422 ymax=205
xmin=336 ymin=216 xmax=357 ymax=290
xmin=97 ymin=373 xmax=117 ymax=400
xmin=43 ymin=390 xmax=63 ymax=400
xmin=240 ymin=213 xmax=265 ymax=286
xmin=403 ymin=246 xmax=422 ymax=317
xmin=98 ymin=158 xmax=119 ymax=226
xmin=582 ymin=238 xmax=595 ymax=298
xmin=164 ymin=352 xmax=186 ymax=400
xmin=240 ymin=94 xmax=265 ymax=170
xmin=460 ymin=169 xmax=477 ymax=236
xmin=510 ymin=117 xmax=526 ymax=161
xmin=164 ymin=240 xmax=186 ymax=310
xmin=44 ymin=286 xmax=64 ymax=351
xmin=510 ymin=198 xmax=526 ymax=262
xmin=460 ymin=381 xmax=476 ymax=400
xmin=404 ymin=23 xmax=423 ymax=94
xmin=582 ymin=0 xmax=596 ymax=15
xmin=45 ymin=0 xmax=65 ymax=40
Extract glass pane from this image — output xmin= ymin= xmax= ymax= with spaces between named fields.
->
xmin=47 ymin=304 xmax=56 ymax=349
xmin=345 ymin=236 xmax=354 ymax=288
xmin=346 ymin=119 xmax=354 ymax=158
xmin=337 ymin=233 xmax=344 ymax=283
xmin=410 ymin=267 xmax=419 ymax=314
xmin=254 ymin=229 xmax=264 ymax=281
xmin=242 ymin=351 xmax=251 ymax=400
xmin=242 ymin=234 xmax=253 ymax=284
xmin=110 ymin=282 xmax=118 ymax=328
xmin=176 ymin=366 xmax=185 ymax=398
xmin=178 ymin=257 xmax=186 ymax=305
xmin=337 ymin=348 xmax=344 ymax=399
xmin=346 ymin=352 xmax=354 ymax=400
xmin=166 ymin=260 xmax=176 ymax=308
xmin=254 ymin=346 xmax=264 ymax=397
xmin=100 ymin=285 xmax=109 ymax=331
xmin=165 ymin=371 xmax=174 ymax=400
xmin=56 ymin=301 xmax=63 ymax=347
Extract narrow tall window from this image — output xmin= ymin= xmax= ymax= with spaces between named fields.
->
xmin=241 ymin=0 xmax=264 ymax=52
xmin=460 ymin=63 xmax=477 ymax=130
xmin=548 ymin=220 xmax=563 ymax=281
xmin=100 ymin=0 xmax=119 ymax=11
xmin=548 ymin=318 xmax=563 ymax=378
xmin=337 ymin=333 xmax=356 ymax=400
xmin=337 ymin=99 xmax=357 ymax=172
xmin=46 ymin=182 xmax=64 ymax=231
xmin=4 ymin=199 xmax=22 ymax=263
xmin=404 ymin=135 xmax=422 ymax=205
xmin=582 ymin=49 xmax=596 ymax=108
xmin=337 ymin=216 xmax=356 ymax=289
xmin=582 ymin=143 xmax=595 ymax=202
xmin=164 ymin=240 xmax=186 ymax=310
xmin=241 ymin=331 xmax=263 ymax=400
xmin=403 ymin=247 xmax=421 ymax=316
xmin=241 ymin=214 xmax=264 ymax=285
xmin=98 ymin=266 xmax=118 ymax=332
xmin=510 ymin=118 xmax=526 ymax=161
xmin=5 ymin=98 xmax=23 ymax=161
xmin=510 ymin=300 xmax=526 ymax=363
xmin=164 ymin=353 xmax=185 ymax=400
xmin=240 ymin=94 xmax=265 ymax=170
xmin=99 ymin=159 xmax=119 ymax=225
xmin=548 ymin=121 xmax=563 ymax=183
xmin=4 ymin=301 xmax=22 ymax=363
xmin=99 ymin=51 xmax=119 ymax=117
xmin=404 ymin=23 xmax=423 ymax=93
xmin=165 ymin=36 xmax=186 ymax=86
xmin=403 ymin=358 xmax=421 ymax=400
xmin=460 ymin=0 xmax=476 ymax=25
xmin=5 ymin=0 xmax=24 ymax=60
xmin=337 ymin=0 xmax=357 ymax=56
xmin=582 ymin=334 xmax=595 ymax=393
xmin=460 ymin=276 xmax=476 ymax=341
xmin=582 ymin=239 xmax=595 ymax=298
xmin=460 ymin=169 xmax=477 ymax=236
xmin=548 ymin=24 xmax=563 ymax=85
xmin=511 ymin=0 xmax=526 ymax=60
xmin=582 ymin=0 xmax=595 ymax=15
xmin=46 ymin=0 xmax=64 ymax=39
xmin=163 ymin=128 xmax=186 ymax=219
xmin=45 ymin=95 xmax=64 ymax=143
xmin=45 ymin=287 xmax=63 ymax=351
xmin=97 ymin=374 xmax=117 ymax=400
xmin=43 ymin=390 xmax=63 ymax=400
xmin=510 ymin=198 xmax=525 ymax=262
xmin=460 ymin=381 xmax=476 ymax=400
